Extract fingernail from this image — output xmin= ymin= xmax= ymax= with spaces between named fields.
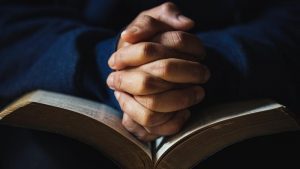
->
xmin=177 ymin=15 xmax=192 ymax=22
xmin=195 ymin=87 xmax=204 ymax=102
xmin=108 ymin=54 xmax=115 ymax=68
xmin=107 ymin=74 xmax=115 ymax=89
xmin=122 ymin=26 xmax=139 ymax=36
xmin=114 ymin=91 xmax=121 ymax=100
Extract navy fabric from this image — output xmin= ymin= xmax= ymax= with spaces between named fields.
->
xmin=0 ymin=0 xmax=299 ymax=112
xmin=0 ymin=0 xmax=299 ymax=168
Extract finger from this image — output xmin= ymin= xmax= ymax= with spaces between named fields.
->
xmin=145 ymin=109 xmax=191 ymax=136
xmin=117 ymin=40 xmax=131 ymax=49
xmin=134 ymin=86 xmax=205 ymax=112
xmin=109 ymin=42 xmax=199 ymax=70
xmin=152 ymin=31 xmax=206 ymax=59
xmin=121 ymin=2 xmax=194 ymax=43
xmin=107 ymin=70 xmax=175 ymax=95
xmin=142 ymin=2 xmax=194 ymax=30
xmin=121 ymin=15 xmax=171 ymax=44
xmin=115 ymin=91 xmax=173 ymax=127
xmin=138 ymin=58 xmax=211 ymax=84
xmin=122 ymin=113 xmax=159 ymax=142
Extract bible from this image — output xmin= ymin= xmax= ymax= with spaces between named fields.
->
xmin=0 ymin=90 xmax=299 ymax=169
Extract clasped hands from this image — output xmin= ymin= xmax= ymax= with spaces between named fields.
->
xmin=107 ymin=2 xmax=210 ymax=141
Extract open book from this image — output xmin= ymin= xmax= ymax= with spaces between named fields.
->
xmin=0 ymin=90 xmax=299 ymax=169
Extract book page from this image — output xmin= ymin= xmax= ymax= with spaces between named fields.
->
xmin=0 ymin=90 xmax=152 ymax=169
xmin=154 ymin=100 xmax=293 ymax=161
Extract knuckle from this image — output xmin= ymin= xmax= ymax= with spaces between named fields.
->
xmin=160 ymin=2 xmax=176 ymax=12
xmin=142 ymin=95 xmax=158 ymax=111
xmin=121 ymin=118 xmax=128 ymax=127
xmin=139 ymin=11 xmax=147 ymax=17
xmin=140 ymin=42 xmax=157 ymax=57
xmin=120 ymin=100 xmax=130 ymax=113
xmin=156 ymin=60 xmax=173 ymax=78
xmin=137 ymin=15 xmax=155 ymax=26
xmin=141 ymin=111 xmax=158 ymax=127
xmin=141 ymin=112 xmax=154 ymax=127
xmin=122 ymin=117 xmax=133 ymax=131
xmin=170 ymin=31 xmax=185 ymax=47
xmin=132 ymin=14 xmax=156 ymax=29
xmin=137 ymin=74 xmax=153 ymax=94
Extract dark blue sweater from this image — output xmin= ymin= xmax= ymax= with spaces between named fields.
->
xmin=0 ymin=0 xmax=299 ymax=113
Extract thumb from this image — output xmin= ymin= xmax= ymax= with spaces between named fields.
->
xmin=121 ymin=2 xmax=194 ymax=44
xmin=152 ymin=2 xmax=194 ymax=30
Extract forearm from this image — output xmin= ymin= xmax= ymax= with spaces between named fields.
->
xmin=0 ymin=4 xmax=119 ymax=109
